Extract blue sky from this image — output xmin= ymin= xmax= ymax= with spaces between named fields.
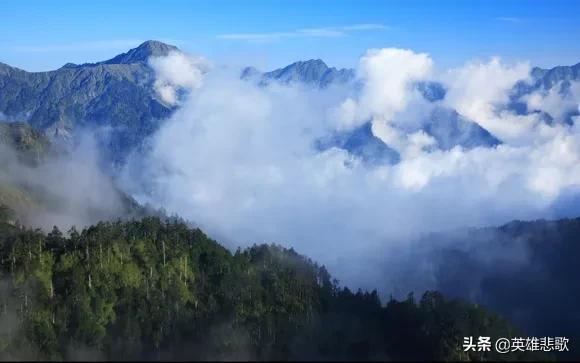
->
xmin=0 ymin=0 xmax=578 ymax=71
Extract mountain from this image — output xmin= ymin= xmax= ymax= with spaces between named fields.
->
xmin=0 ymin=122 xmax=52 ymax=164
xmin=424 ymin=107 xmax=501 ymax=150
xmin=248 ymin=61 xmax=497 ymax=162
xmin=316 ymin=109 xmax=500 ymax=166
xmin=390 ymin=216 xmax=580 ymax=358
xmin=0 ymin=40 xmax=177 ymax=164
xmin=316 ymin=122 xmax=401 ymax=165
xmin=530 ymin=61 xmax=580 ymax=90
xmin=510 ymin=62 xmax=580 ymax=124
xmin=416 ymin=81 xmax=447 ymax=102
xmin=511 ymin=61 xmax=580 ymax=99
xmin=0 ymin=215 xmax=549 ymax=361
xmin=242 ymin=59 xmax=355 ymax=88
xmin=0 ymin=124 xmax=153 ymax=229
xmin=63 ymin=40 xmax=179 ymax=68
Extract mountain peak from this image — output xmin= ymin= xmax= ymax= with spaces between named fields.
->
xmin=297 ymin=58 xmax=327 ymax=66
xmin=270 ymin=59 xmax=330 ymax=76
xmin=136 ymin=40 xmax=178 ymax=54
xmin=240 ymin=66 xmax=261 ymax=79
xmin=102 ymin=40 xmax=180 ymax=65
xmin=261 ymin=58 xmax=355 ymax=87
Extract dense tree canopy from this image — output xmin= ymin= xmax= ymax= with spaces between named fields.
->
xmin=0 ymin=212 xmax=550 ymax=361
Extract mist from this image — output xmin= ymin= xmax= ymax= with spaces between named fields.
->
xmin=0 ymin=132 xmax=134 ymax=232
xmin=117 ymin=48 xmax=580 ymax=295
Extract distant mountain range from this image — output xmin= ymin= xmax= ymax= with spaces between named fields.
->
xmin=531 ymin=62 xmax=580 ymax=90
xmin=0 ymin=40 xmax=578 ymax=166
xmin=242 ymin=59 xmax=355 ymax=88
xmin=398 ymin=216 xmax=580 ymax=350
xmin=244 ymin=59 xmax=501 ymax=159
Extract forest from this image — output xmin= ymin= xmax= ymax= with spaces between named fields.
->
xmin=0 ymin=206 xmax=550 ymax=361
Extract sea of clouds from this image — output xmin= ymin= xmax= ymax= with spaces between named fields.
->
xmin=121 ymin=48 xmax=580 ymax=293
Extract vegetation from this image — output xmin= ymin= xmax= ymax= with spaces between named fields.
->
xmin=417 ymin=217 xmax=580 ymax=360
xmin=0 ymin=211 xmax=549 ymax=361
xmin=0 ymin=122 xmax=52 ymax=166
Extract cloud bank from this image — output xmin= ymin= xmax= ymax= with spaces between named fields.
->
xmin=122 ymin=48 xmax=580 ymax=294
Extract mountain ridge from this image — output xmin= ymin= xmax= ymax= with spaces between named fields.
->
xmin=531 ymin=61 xmax=580 ymax=89
xmin=0 ymin=41 xmax=178 ymax=163
xmin=61 ymin=40 xmax=179 ymax=69
xmin=0 ymin=40 xmax=578 ymax=166
xmin=242 ymin=58 xmax=355 ymax=87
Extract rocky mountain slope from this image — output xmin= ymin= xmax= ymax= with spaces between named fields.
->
xmin=0 ymin=41 xmax=175 ymax=163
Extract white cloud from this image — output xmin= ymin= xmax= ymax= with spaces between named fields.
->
xmin=442 ymin=57 xmax=538 ymax=144
xmin=217 ymin=24 xmax=388 ymax=42
xmin=149 ymin=51 xmax=210 ymax=105
xmin=122 ymin=48 xmax=580 ymax=293
xmin=340 ymin=24 xmax=389 ymax=31
xmin=0 ymin=133 xmax=130 ymax=231
xmin=331 ymin=48 xmax=433 ymax=131
xmin=525 ymin=81 xmax=580 ymax=121
xmin=495 ymin=17 xmax=523 ymax=23
xmin=358 ymin=48 xmax=434 ymax=121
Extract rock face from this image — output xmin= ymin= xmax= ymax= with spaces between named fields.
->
xmin=0 ymin=41 xmax=177 ymax=163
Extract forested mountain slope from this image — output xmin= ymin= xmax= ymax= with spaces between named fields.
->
xmin=0 ymin=213 xmax=549 ymax=361
xmin=412 ymin=218 xmax=580 ymax=352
